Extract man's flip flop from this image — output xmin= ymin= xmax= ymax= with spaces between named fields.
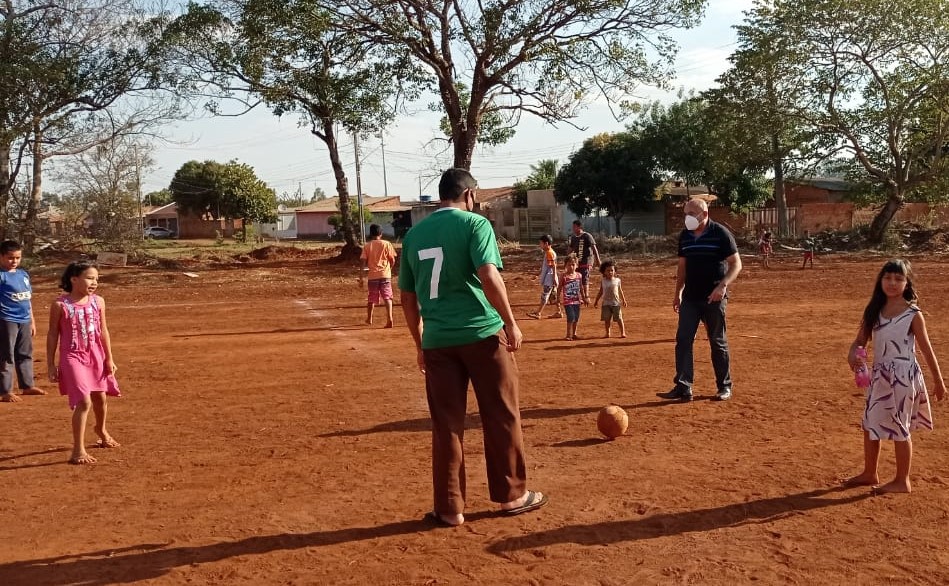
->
xmin=502 ymin=491 xmax=549 ymax=516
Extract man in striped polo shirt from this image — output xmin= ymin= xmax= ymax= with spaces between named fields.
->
xmin=658 ymin=198 xmax=742 ymax=403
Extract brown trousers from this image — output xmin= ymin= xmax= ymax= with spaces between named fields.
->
xmin=423 ymin=332 xmax=527 ymax=515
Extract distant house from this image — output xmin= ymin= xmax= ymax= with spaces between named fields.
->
xmin=785 ymin=177 xmax=853 ymax=205
xmin=294 ymin=196 xmax=413 ymax=238
xmin=143 ymin=203 xmax=179 ymax=234
xmin=38 ymin=205 xmax=69 ymax=237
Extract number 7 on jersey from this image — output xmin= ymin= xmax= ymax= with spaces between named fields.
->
xmin=418 ymin=247 xmax=444 ymax=299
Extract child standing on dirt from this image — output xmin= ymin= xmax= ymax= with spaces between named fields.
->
xmin=843 ymin=259 xmax=945 ymax=494
xmin=527 ymin=234 xmax=562 ymax=319
xmin=758 ymin=230 xmax=774 ymax=268
xmin=560 ymin=254 xmax=583 ymax=340
xmin=593 ymin=259 xmax=628 ymax=338
xmin=360 ymin=224 xmax=397 ymax=328
xmin=47 ymin=261 xmax=121 ymax=465
xmin=0 ymin=240 xmax=45 ymax=402
xmin=801 ymin=230 xmax=816 ymax=269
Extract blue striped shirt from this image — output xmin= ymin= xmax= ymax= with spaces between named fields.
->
xmin=678 ymin=221 xmax=737 ymax=301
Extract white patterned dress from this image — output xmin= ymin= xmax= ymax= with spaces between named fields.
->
xmin=863 ymin=305 xmax=934 ymax=441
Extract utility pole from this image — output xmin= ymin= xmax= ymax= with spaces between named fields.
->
xmin=380 ymin=134 xmax=388 ymax=198
xmin=134 ymin=145 xmax=144 ymax=240
xmin=353 ymin=133 xmax=366 ymax=245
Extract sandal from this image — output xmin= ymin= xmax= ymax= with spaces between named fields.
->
xmin=501 ymin=491 xmax=549 ymax=516
xmin=526 ymin=312 xmax=541 ymax=319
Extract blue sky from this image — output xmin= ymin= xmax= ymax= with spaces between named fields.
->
xmin=144 ymin=1 xmax=754 ymax=201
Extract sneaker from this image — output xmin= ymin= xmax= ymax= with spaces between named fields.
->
xmin=714 ymin=388 xmax=732 ymax=401
xmin=657 ymin=387 xmax=693 ymax=402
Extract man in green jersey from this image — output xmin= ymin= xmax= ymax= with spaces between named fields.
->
xmin=400 ymin=168 xmax=548 ymax=527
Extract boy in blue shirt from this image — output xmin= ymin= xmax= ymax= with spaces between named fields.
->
xmin=0 ymin=240 xmax=45 ymax=402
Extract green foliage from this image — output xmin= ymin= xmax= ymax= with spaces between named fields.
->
xmin=328 ymin=0 xmax=707 ymax=170
xmin=632 ymin=94 xmax=772 ymax=211
xmin=511 ymin=159 xmax=559 ymax=207
xmin=169 ymin=160 xmax=277 ymax=223
xmin=168 ymin=0 xmax=424 ymax=250
xmin=328 ymin=205 xmax=373 ymax=229
xmin=144 ymin=189 xmax=174 ymax=207
xmin=554 ymin=132 xmax=661 ymax=233
xmin=740 ymin=0 xmax=949 ymax=242
xmin=0 ymin=1 xmax=185 ymax=228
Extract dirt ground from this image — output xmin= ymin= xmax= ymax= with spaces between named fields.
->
xmin=2 ymin=246 xmax=948 ymax=585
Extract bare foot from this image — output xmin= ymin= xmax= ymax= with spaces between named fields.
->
xmin=1 ymin=393 xmax=21 ymax=402
xmin=841 ymin=473 xmax=879 ymax=487
xmin=603 ymin=334 xmax=610 ymax=338
xmin=872 ymin=480 xmax=911 ymax=494
xmin=96 ymin=436 xmax=121 ymax=448
xmin=620 ymin=333 xmax=627 ymax=338
xmin=564 ymin=336 xmax=573 ymax=341
xmin=384 ymin=321 xmax=393 ymax=328
xmin=69 ymin=452 xmax=97 ymax=465
xmin=365 ymin=319 xmax=372 ymax=325
xmin=21 ymin=387 xmax=47 ymax=396
xmin=425 ymin=511 xmax=464 ymax=526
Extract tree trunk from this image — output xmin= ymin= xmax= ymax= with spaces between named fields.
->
xmin=453 ymin=128 xmax=475 ymax=171
xmin=867 ymin=190 xmax=903 ymax=244
xmin=22 ymin=123 xmax=43 ymax=254
xmin=319 ymin=118 xmax=360 ymax=259
xmin=771 ymin=134 xmax=788 ymax=237
xmin=613 ymin=214 xmax=623 ymax=237
xmin=0 ymin=140 xmax=11 ymax=241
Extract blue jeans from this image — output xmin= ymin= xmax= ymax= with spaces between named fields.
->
xmin=672 ymin=297 xmax=732 ymax=393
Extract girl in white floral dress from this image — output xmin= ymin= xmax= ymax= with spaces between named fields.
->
xmin=845 ymin=259 xmax=946 ymax=494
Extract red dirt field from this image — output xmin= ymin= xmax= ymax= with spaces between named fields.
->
xmin=2 ymin=247 xmax=948 ymax=585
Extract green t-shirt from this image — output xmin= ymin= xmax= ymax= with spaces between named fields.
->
xmin=398 ymin=207 xmax=504 ymax=349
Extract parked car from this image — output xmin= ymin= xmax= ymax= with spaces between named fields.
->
xmin=144 ymin=226 xmax=176 ymax=239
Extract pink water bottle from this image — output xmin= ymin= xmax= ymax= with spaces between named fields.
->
xmin=854 ymin=346 xmax=871 ymax=388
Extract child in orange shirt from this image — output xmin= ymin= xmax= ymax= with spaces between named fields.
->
xmin=360 ymin=224 xmax=398 ymax=327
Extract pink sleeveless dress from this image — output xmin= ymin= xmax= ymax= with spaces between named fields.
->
xmin=56 ymin=294 xmax=121 ymax=409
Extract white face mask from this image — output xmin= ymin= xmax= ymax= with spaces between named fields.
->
xmin=684 ymin=214 xmax=701 ymax=231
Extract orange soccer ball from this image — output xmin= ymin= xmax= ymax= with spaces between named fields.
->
xmin=596 ymin=405 xmax=629 ymax=439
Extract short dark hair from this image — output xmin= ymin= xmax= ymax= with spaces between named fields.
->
xmin=0 ymin=240 xmax=22 ymax=256
xmin=539 ymin=234 xmax=552 ymax=244
xmin=572 ymin=220 xmax=583 ymax=228
xmin=59 ymin=260 xmax=98 ymax=292
xmin=368 ymin=224 xmax=382 ymax=237
xmin=438 ymin=168 xmax=477 ymax=202
xmin=599 ymin=259 xmax=615 ymax=274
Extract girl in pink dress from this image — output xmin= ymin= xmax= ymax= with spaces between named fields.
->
xmin=47 ymin=261 xmax=121 ymax=465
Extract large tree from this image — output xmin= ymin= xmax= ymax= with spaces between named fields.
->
xmin=0 ymin=0 xmax=182 ymax=248
xmin=633 ymin=95 xmax=771 ymax=210
xmin=554 ymin=132 xmax=660 ymax=234
xmin=753 ymin=0 xmax=949 ymax=243
xmin=168 ymin=0 xmax=421 ymax=255
xmin=328 ymin=0 xmax=706 ymax=171
xmin=169 ymin=160 xmax=277 ymax=234
xmin=702 ymin=7 xmax=816 ymax=235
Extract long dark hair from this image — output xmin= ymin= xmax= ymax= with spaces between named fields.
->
xmin=59 ymin=261 xmax=97 ymax=292
xmin=859 ymin=259 xmax=917 ymax=341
